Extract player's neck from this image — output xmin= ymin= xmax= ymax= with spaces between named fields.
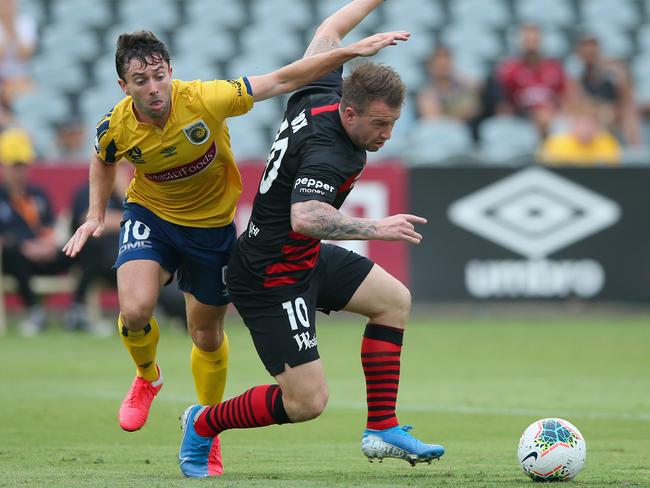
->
xmin=132 ymin=103 xmax=171 ymax=129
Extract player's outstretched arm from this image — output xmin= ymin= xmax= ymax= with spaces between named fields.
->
xmin=305 ymin=0 xmax=386 ymax=58
xmin=291 ymin=200 xmax=427 ymax=244
xmin=248 ymin=30 xmax=409 ymax=102
xmin=62 ymin=154 xmax=117 ymax=257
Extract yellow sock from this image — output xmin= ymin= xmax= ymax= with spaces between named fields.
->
xmin=191 ymin=332 xmax=229 ymax=405
xmin=118 ymin=314 xmax=160 ymax=382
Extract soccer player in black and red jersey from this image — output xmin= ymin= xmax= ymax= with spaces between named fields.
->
xmin=178 ymin=0 xmax=444 ymax=476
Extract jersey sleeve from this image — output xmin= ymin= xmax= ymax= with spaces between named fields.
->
xmin=290 ymin=142 xmax=351 ymax=206
xmin=200 ymin=77 xmax=254 ymax=120
xmin=94 ymin=109 xmax=124 ymax=164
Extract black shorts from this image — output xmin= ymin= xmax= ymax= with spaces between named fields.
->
xmin=229 ymin=243 xmax=374 ymax=376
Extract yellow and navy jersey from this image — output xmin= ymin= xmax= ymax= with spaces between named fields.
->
xmin=94 ymin=77 xmax=254 ymax=227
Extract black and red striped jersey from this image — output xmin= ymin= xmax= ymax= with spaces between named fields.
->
xmin=230 ymin=68 xmax=367 ymax=294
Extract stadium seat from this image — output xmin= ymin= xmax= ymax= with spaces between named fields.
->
xmin=316 ymin=0 xmax=383 ymax=30
xmin=30 ymin=57 xmax=88 ymax=92
xmin=239 ymin=23 xmax=304 ymax=62
xmin=185 ymin=0 xmax=246 ymax=28
xmin=38 ymin=26 xmax=100 ymax=62
xmin=381 ymin=0 xmax=445 ymax=30
xmin=119 ymin=0 xmax=179 ymax=30
xmin=582 ymin=0 xmax=639 ymax=30
xmin=453 ymin=52 xmax=490 ymax=82
xmin=478 ymin=116 xmax=540 ymax=163
xmin=449 ymin=0 xmax=510 ymax=28
xmin=441 ymin=23 xmax=502 ymax=61
xmin=515 ymin=0 xmax=575 ymax=28
xmin=79 ymin=83 xmax=124 ymax=126
xmin=174 ymin=29 xmax=237 ymax=64
xmin=226 ymin=51 xmax=289 ymax=80
xmin=50 ymin=0 xmax=113 ymax=28
xmin=636 ymin=25 xmax=650 ymax=52
xmin=250 ymin=0 xmax=312 ymax=29
xmin=406 ymin=119 xmax=474 ymax=164
xmin=226 ymin=116 xmax=272 ymax=161
xmin=577 ymin=22 xmax=635 ymax=59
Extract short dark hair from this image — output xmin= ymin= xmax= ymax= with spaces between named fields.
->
xmin=115 ymin=30 xmax=170 ymax=81
xmin=340 ymin=62 xmax=405 ymax=114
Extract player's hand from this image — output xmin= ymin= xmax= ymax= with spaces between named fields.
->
xmin=62 ymin=218 xmax=105 ymax=258
xmin=351 ymin=31 xmax=410 ymax=57
xmin=377 ymin=214 xmax=427 ymax=244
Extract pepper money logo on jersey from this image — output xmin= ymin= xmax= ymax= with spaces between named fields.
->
xmin=183 ymin=119 xmax=211 ymax=145
xmin=294 ymin=177 xmax=336 ymax=197
xmin=448 ymin=167 xmax=621 ymax=259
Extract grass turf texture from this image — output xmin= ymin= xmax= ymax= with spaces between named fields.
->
xmin=0 ymin=315 xmax=648 ymax=487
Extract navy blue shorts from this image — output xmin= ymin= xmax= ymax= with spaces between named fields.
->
xmin=114 ymin=202 xmax=236 ymax=306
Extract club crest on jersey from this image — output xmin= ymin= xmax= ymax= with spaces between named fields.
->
xmin=183 ymin=120 xmax=211 ymax=145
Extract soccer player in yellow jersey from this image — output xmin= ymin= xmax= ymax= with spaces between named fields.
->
xmin=63 ymin=13 xmax=408 ymax=475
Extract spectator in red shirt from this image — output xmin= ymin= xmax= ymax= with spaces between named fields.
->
xmin=497 ymin=24 xmax=573 ymax=137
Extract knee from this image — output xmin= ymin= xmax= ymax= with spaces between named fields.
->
xmin=285 ymin=386 xmax=329 ymax=422
xmin=120 ymin=301 xmax=155 ymax=330
xmin=190 ymin=326 xmax=225 ymax=352
xmin=375 ymin=281 xmax=411 ymax=327
xmin=393 ymin=283 xmax=412 ymax=320
xmin=188 ymin=317 xmax=225 ymax=351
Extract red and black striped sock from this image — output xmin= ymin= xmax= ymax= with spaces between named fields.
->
xmin=194 ymin=384 xmax=290 ymax=437
xmin=361 ymin=323 xmax=404 ymax=431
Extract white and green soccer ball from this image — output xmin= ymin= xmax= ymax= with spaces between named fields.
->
xmin=517 ymin=418 xmax=586 ymax=482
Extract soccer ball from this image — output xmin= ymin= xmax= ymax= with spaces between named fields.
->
xmin=517 ymin=418 xmax=586 ymax=482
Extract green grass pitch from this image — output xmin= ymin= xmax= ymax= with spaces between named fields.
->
xmin=0 ymin=314 xmax=648 ymax=487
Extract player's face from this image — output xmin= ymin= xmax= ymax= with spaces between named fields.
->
xmin=343 ymin=100 xmax=401 ymax=152
xmin=118 ymin=57 xmax=173 ymax=125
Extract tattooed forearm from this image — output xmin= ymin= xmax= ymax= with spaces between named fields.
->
xmin=304 ymin=35 xmax=341 ymax=58
xmin=292 ymin=201 xmax=377 ymax=240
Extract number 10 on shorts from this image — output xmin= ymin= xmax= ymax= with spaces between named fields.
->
xmin=282 ymin=298 xmax=317 ymax=351
xmin=282 ymin=298 xmax=310 ymax=330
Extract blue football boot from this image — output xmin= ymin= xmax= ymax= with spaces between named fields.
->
xmin=178 ymin=405 xmax=223 ymax=477
xmin=361 ymin=425 xmax=445 ymax=466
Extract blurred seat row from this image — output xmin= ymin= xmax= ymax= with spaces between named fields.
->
xmin=13 ymin=0 xmax=650 ymax=163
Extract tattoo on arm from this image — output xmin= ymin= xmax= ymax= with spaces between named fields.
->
xmin=304 ymin=35 xmax=341 ymax=58
xmin=295 ymin=201 xmax=377 ymax=240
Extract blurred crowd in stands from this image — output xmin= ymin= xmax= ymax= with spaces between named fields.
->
xmin=2 ymin=0 xmax=650 ymax=333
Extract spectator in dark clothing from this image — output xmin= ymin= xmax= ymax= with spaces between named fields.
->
xmin=64 ymin=163 xmax=132 ymax=331
xmin=0 ymin=128 xmax=70 ymax=335
xmin=573 ymin=33 xmax=641 ymax=146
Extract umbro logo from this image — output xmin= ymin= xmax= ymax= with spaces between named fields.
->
xmin=448 ymin=167 xmax=621 ymax=258
xmin=161 ymin=146 xmax=177 ymax=158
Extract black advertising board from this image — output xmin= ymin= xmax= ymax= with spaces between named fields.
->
xmin=409 ymin=166 xmax=650 ymax=302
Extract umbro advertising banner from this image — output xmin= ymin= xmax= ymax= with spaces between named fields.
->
xmin=236 ymin=162 xmax=410 ymax=284
xmin=409 ymin=166 xmax=650 ymax=302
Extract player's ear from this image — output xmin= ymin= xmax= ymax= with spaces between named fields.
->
xmin=342 ymin=106 xmax=357 ymax=123
xmin=118 ymin=78 xmax=129 ymax=96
